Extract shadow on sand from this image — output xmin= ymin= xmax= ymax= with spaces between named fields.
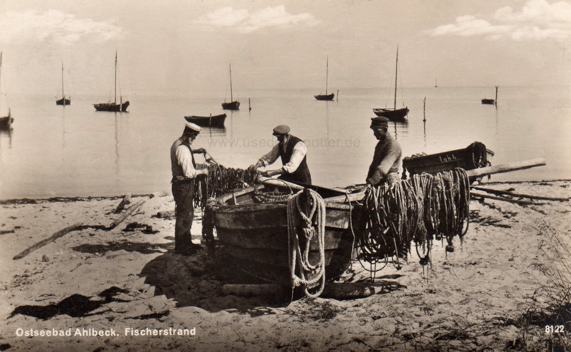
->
xmin=139 ymin=250 xmax=289 ymax=315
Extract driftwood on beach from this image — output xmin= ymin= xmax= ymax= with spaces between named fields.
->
xmin=12 ymin=199 xmax=148 ymax=260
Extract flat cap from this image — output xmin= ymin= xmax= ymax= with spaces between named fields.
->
xmin=272 ymin=124 xmax=291 ymax=135
xmin=370 ymin=116 xmax=390 ymax=128
xmin=184 ymin=121 xmax=201 ymax=134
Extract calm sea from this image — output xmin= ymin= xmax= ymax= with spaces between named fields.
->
xmin=0 ymin=86 xmax=570 ymax=199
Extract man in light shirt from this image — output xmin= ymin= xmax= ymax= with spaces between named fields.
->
xmin=170 ymin=122 xmax=208 ymax=255
xmin=252 ymin=125 xmax=312 ymax=185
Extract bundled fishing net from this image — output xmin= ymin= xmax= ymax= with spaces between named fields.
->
xmin=356 ymin=168 xmax=470 ymax=272
xmin=194 ymin=163 xmax=258 ymax=208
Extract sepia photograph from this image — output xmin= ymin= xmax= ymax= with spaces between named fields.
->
xmin=0 ymin=0 xmax=570 ymax=351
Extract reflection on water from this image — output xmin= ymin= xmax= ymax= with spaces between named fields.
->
xmin=206 ymin=127 xmax=227 ymax=138
xmin=390 ymin=120 xmax=408 ymax=141
xmin=0 ymin=128 xmax=13 ymax=150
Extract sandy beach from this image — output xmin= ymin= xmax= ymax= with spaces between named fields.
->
xmin=0 ymin=180 xmax=570 ymax=351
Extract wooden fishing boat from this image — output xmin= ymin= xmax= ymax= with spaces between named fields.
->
xmin=184 ymin=114 xmax=227 ymax=128
xmin=211 ymin=186 xmax=354 ymax=287
xmin=94 ymin=52 xmax=130 ymax=112
xmin=221 ymin=64 xmax=239 ymax=111
xmin=56 ymin=63 xmax=71 ymax=106
xmin=314 ymin=57 xmax=335 ymax=101
xmin=402 ymin=142 xmax=494 ymax=180
xmin=373 ymin=46 xmax=409 ymax=121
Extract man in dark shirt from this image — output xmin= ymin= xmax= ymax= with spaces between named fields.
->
xmin=366 ymin=117 xmax=402 ymax=186
xmin=252 ymin=125 xmax=312 ymax=185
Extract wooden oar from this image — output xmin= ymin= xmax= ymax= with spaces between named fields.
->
xmin=258 ymin=176 xmax=347 ymax=196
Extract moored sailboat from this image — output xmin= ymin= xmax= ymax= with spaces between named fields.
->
xmin=373 ymin=46 xmax=409 ymax=121
xmin=0 ymin=52 xmax=13 ymax=130
xmin=94 ymin=52 xmax=130 ymax=112
xmin=221 ymin=64 xmax=239 ymax=110
xmin=314 ymin=56 xmax=335 ymax=101
xmin=56 ymin=63 xmax=71 ymax=106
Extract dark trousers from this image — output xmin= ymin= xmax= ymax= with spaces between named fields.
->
xmin=172 ymin=181 xmax=195 ymax=252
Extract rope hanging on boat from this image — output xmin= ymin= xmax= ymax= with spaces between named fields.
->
xmin=194 ymin=164 xmax=258 ymax=208
xmin=356 ymin=168 xmax=470 ymax=271
xmin=287 ymin=189 xmax=327 ymax=298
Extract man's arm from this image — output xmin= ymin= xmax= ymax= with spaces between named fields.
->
xmin=176 ymin=146 xmax=207 ymax=178
xmin=282 ymin=142 xmax=307 ymax=173
xmin=257 ymin=144 xmax=280 ymax=167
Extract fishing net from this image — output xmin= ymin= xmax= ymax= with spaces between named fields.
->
xmin=355 ymin=168 xmax=470 ymax=271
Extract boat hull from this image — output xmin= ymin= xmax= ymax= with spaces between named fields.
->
xmin=221 ymin=101 xmax=240 ymax=111
xmin=373 ymin=107 xmax=409 ymax=121
xmin=184 ymin=114 xmax=227 ymax=128
xmin=56 ymin=98 xmax=71 ymax=106
xmin=314 ymin=93 xmax=335 ymax=101
xmin=481 ymin=99 xmax=495 ymax=105
xmin=94 ymin=101 xmax=130 ymax=112
xmin=213 ymin=201 xmax=353 ymax=286
xmin=0 ymin=115 xmax=13 ymax=130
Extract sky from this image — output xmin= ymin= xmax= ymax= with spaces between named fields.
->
xmin=0 ymin=0 xmax=570 ymax=96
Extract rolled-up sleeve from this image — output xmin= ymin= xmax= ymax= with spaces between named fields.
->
xmin=283 ymin=142 xmax=307 ymax=174
xmin=176 ymin=146 xmax=198 ymax=178
xmin=258 ymin=145 xmax=280 ymax=167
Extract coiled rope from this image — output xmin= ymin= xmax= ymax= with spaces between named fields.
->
xmin=287 ymin=189 xmax=326 ymax=298
xmin=356 ymin=168 xmax=470 ymax=273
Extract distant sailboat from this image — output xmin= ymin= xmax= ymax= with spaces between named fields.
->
xmin=94 ymin=52 xmax=130 ymax=112
xmin=56 ymin=63 xmax=71 ymax=106
xmin=481 ymin=86 xmax=498 ymax=106
xmin=373 ymin=46 xmax=409 ymax=121
xmin=0 ymin=52 xmax=13 ymax=130
xmin=221 ymin=64 xmax=240 ymax=111
xmin=314 ymin=56 xmax=335 ymax=101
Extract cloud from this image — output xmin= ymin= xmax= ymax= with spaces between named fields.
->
xmin=427 ymin=0 xmax=571 ymax=41
xmin=195 ymin=6 xmax=319 ymax=33
xmin=0 ymin=10 xmax=123 ymax=45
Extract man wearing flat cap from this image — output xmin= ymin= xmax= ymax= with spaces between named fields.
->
xmin=251 ymin=125 xmax=312 ymax=185
xmin=366 ymin=116 xmax=402 ymax=186
xmin=170 ymin=121 xmax=209 ymax=255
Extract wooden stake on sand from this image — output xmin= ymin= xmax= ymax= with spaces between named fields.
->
xmin=107 ymin=200 xmax=145 ymax=230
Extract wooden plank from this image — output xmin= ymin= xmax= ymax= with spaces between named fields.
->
xmin=466 ymin=158 xmax=545 ymax=178
xmin=472 ymin=186 xmax=570 ymax=202
xmin=13 ymin=222 xmax=84 ymax=260
xmin=107 ymin=200 xmax=146 ymax=230
xmin=216 ymin=227 xmax=346 ymax=250
xmin=470 ymin=191 xmax=542 ymax=206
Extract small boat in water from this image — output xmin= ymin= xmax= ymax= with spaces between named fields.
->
xmin=94 ymin=52 xmax=130 ymax=112
xmin=314 ymin=57 xmax=335 ymax=101
xmin=0 ymin=109 xmax=13 ymax=130
xmin=481 ymin=86 xmax=498 ymax=105
xmin=211 ymin=186 xmax=354 ymax=288
xmin=221 ymin=64 xmax=239 ymax=111
xmin=184 ymin=113 xmax=227 ymax=128
xmin=56 ymin=63 xmax=71 ymax=106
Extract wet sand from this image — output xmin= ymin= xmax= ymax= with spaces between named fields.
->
xmin=0 ymin=180 xmax=570 ymax=351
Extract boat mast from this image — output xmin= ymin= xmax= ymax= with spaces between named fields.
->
xmin=393 ymin=46 xmax=399 ymax=110
xmin=114 ymin=51 xmax=117 ymax=105
xmin=61 ymin=63 xmax=65 ymax=100
xmin=495 ymin=86 xmax=498 ymax=105
xmin=229 ymin=64 xmax=233 ymax=102
xmin=325 ymin=56 xmax=329 ymax=95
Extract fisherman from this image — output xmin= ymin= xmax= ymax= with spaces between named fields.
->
xmin=251 ymin=125 xmax=312 ymax=185
xmin=170 ymin=121 xmax=208 ymax=255
xmin=366 ymin=116 xmax=402 ymax=186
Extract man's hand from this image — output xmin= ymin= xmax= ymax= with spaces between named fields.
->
xmin=201 ymin=168 xmax=209 ymax=176
xmin=366 ymin=170 xmax=382 ymax=186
